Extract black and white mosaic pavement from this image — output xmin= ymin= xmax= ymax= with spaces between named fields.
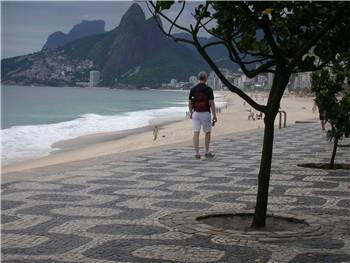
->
xmin=2 ymin=122 xmax=350 ymax=263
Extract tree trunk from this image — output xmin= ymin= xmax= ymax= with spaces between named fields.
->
xmin=251 ymin=70 xmax=290 ymax=229
xmin=330 ymin=137 xmax=338 ymax=169
xmin=251 ymin=114 xmax=276 ymax=228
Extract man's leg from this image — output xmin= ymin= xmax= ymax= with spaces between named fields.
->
xmin=193 ymin=132 xmax=200 ymax=155
xmin=205 ymin=132 xmax=211 ymax=153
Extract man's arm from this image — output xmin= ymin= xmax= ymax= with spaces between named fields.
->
xmin=209 ymin=100 xmax=217 ymax=123
xmin=188 ymin=100 xmax=193 ymax=119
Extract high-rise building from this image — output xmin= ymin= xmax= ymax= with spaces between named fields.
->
xmin=189 ymin=76 xmax=197 ymax=84
xmin=89 ymin=70 xmax=100 ymax=87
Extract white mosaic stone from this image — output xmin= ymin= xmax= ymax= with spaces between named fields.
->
xmin=270 ymin=180 xmax=314 ymax=187
xmin=117 ymin=198 xmax=159 ymax=209
xmin=50 ymin=207 xmax=123 ymax=217
xmin=271 ymin=174 xmax=295 ymax=180
xmin=7 ymin=182 xmax=62 ymax=190
xmin=237 ymin=195 xmax=297 ymax=204
xmin=2 ymin=215 xmax=53 ymax=230
xmin=127 ymin=180 xmax=165 ymax=188
xmin=289 ymin=170 xmax=329 ymax=176
xmin=162 ymin=176 xmax=208 ymax=182
xmin=132 ymin=245 xmax=225 ymax=262
xmin=2 ymin=234 xmax=49 ymax=248
xmin=113 ymin=189 xmax=170 ymax=197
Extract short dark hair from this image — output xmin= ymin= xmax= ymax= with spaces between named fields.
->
xmin=198 ymin=72 xmax=207 ymax=81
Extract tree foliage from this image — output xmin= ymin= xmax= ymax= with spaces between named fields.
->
xmin=312 ymin=61 xmax=350 ymax=168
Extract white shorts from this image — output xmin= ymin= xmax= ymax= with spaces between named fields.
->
xmin=192 ymin=111 xmax=211 ymax=133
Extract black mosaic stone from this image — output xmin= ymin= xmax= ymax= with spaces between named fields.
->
xmin=264 ymin=238 xmax=344 ymax=249
xmin=324 ymin=177 xmax=350 ymax=182
xmin=133 ymin=168 xmax=178 ymax=174
xmin=52 ymin=183 xmax=88 ymax=192
xmin=1 ymin=200 xmax=25 ymax=210
xmin=136 ymin=174 xmax=166 ymax=181
xmin=196 ymin=185 xmax=248 ymax=192
xmin=312 ymin=190 xmax=350 ymax=197
xmin=87 ymin=179 xmax=138 ymax=185
xmin=231 ymin=167 xmax=258 ymax=173
xmin=2 ymin=234 xmax=92 ymax=255
xmin=15 ymin=204 xmax=65 ymax=217
xmin=206 ymin=193 xmax=247 ymax=203
xmin=89 ymin=186 xmax=124 ymax=195
xmin=288 ymin=252 xmax=350 ymax=263
xmin=235 ymin=178 xmax=258 ymax=185
xmin=105 ymin=172 xmax=135 ymax=178
xmin=269 ymin=185 xmax=288 ymax=195
xmin=323 ymin=171 xmax=350 ymax=177
xmin=293 ymin=196 xmax=327 ymax=206
xmin=312 ymin=182 xmax=339 ymax=189
xmin=113 ymin=208 xmax=157 ymax=220
xmin=27 ymin=194 xmax=90 ymax=202
xmin=162 ymin=190 xmax=200 ymax=200
xmin=336 ymin=199 xmax=350 ymax=208
xmin=153 ymin=201 xmax=212 ymax=209
xmin=87 ymin=224 xmax=168 ymax=235
xmin=1 ymin=214 xmax=18 ymax=224
xmin=201 ymin=177 xmax=234 ymax=184
xmin=83 ymin=235 xmax=271 ymax=263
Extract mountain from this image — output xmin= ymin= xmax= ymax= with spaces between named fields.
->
xmin=61 ymin=4 xmax=210 ymax=86
xmin=42 ymin=20 xmax=106 ymax=50
xmin=1 ymin=4 xmax=213 ymax=87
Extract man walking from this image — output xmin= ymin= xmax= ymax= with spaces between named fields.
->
xmin=188 ymin=72 xmax=217 ymax=159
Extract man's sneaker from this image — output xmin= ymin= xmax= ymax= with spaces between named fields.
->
xmin=195 ymin=154 xmax=201 ymax=159
xmin=205 ymin=152 xmax=215 ymax=158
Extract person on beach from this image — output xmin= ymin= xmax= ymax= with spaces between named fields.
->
xmin=319 ymin=110 xmax=327 ymax=131
xmin=314 ymin=102 xmax=327 ymax=131
xmin=188 ymin=72 xmax=217 ymax=159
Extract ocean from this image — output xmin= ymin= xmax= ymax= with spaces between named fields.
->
xmin=1 ymin=85 xmax=226 ymax=165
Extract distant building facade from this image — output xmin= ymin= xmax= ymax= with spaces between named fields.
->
xmin=288 ymin=72 xmax=312 ymax=90
xmin=89 ymin=70 xmax=100 ymax=87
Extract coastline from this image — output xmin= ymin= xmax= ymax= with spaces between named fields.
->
xmin=1 ymin=92 xmax=319 ymax=175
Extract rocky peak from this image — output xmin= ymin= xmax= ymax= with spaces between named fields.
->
xmin=68 ymin=20 xmax=105 ymax=40
xmin=119 ymin=3 xmax=145 ymax=28
xmin=42 ymin=20 xmax=105 ymax=50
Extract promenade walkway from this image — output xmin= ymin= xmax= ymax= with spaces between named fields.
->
xmin=2 ymin=122 xmax=350 ymax=263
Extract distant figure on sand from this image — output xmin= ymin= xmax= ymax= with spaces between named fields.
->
xmin=247 ymin=108 xmax=255 ymax=121
xmin=319 ymin=109 xmax=327 ymax=131
xmin=315 ymin=102 xmax=327 ymax=131
xmin=256 ymin=112 xmax=263 ymax=120
xmin=188 ymin=72 xmax=217 ymax=159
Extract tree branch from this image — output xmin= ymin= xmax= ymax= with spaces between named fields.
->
xmin=193 ymin=2 xmax=210 ymax=34
xmin=168 ymin=1 xmax=186 ymax=36
xmin=226 ymin=40 xmax=276 ymax=78
xmin=146 ymin=2 xmax=195 ymax=45
xmin=148 ymin=1 xmax=193 ymax=34
xmin=291 ymin=57 xmax=332 ymax=73
xmin=238 ymin=2 xmax=285 ymax=65
xmin=202 ymin=40 xmax=226 ymax=50
xmin=191 ymin=35 xmax=267 ymax=112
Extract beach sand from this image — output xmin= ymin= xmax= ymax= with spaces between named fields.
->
xmin=2 ymin=92 xmax=319 ymax=174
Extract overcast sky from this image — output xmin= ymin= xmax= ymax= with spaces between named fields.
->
xmin=1 ymin=1 xmax=206 ymax=59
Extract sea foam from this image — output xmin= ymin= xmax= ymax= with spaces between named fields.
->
xmin=1 ymin=107 xmax=187 ymax=165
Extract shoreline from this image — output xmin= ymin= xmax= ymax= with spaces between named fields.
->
xmin=1 ymin=92 xmax=320 ymax=175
